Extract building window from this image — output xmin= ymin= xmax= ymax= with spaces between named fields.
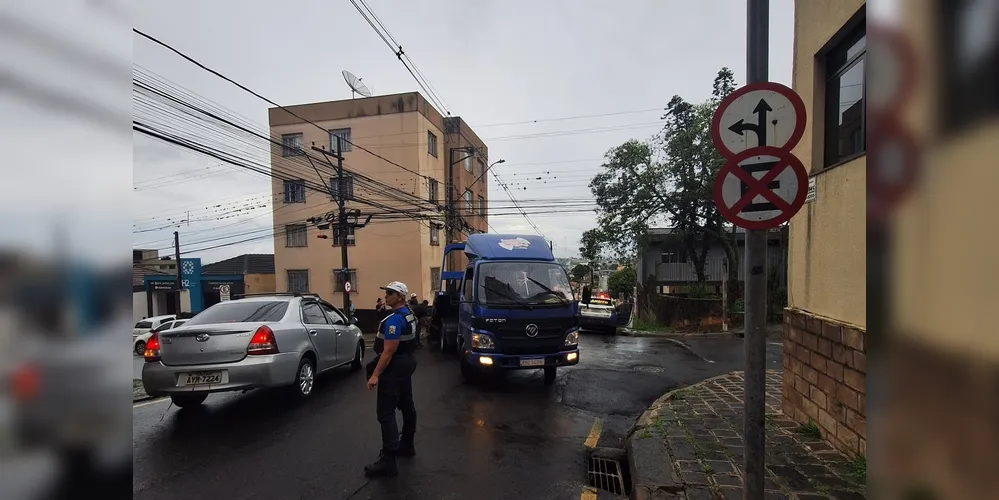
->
xmin=329 ymin=128 xmax=352 ymax=153
xmin=464 ymin=190 xmax=473 ymax=213
xmin=287 ymin=270 xmax=309 ymax=293
xmin=476 ymin=158 xmax=485 ymax=177
xmin=661 ymin=248 xmax=687 ymax=264
xmin=332 ymin=225 xmax=356 ymax=246
xmin=430 ymin=267 xmax=441 ymax=291
xmin=430 ymin=224 xmax=440 ymax=246
xmin=464 ymin=153 xmax=472 ymax=172
xmin=428 ymin=131 xmax=438 ymax=157
xmin=285 ymin=224 xmax=308 ymax=247
xmin=333 ymin=269 xmax=358 ymax=293
xmin=939 ymin=0 xmax=999 ymax=133
xmin=823 ymin=19 xmax=866 ymax=167
xmin=281 ymin=133 xmax=303 ymax=157
xmin=329 ymin=175 xmax=355 ymax=200
xmin=477 ymin=195 xmax=485 ymax=216
xmin=283 ymin=180 xmax=306 ymax=203
xmin=428 ymin=178 xmax=439 ymax=203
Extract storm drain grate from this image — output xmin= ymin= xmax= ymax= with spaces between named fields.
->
xmin=587 ymin=456 xmax=626 ymax=495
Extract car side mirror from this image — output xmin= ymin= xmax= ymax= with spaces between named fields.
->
xmin=351 ymin=316 xmax=358 ymax=325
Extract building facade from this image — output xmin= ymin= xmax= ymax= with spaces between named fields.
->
xmin=782 ymin=0 xmax=867 ymax=457
xmin=268 ymin=92 xmax=489 ymax=310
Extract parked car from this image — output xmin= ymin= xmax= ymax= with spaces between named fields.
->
xmin=578 ymin=293 xmax=618 ymax=335
xmin=133 ymin=319 xmax=187 ymax=356
xmin=141 ymin=293 xmax=365 ymax=408
xmin=132 ymin=314 xmax=175 ymax=342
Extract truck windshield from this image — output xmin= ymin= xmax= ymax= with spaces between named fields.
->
xmin=476 ymin=262 xmax=573 ymax=306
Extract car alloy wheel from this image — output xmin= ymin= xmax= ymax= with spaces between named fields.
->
xmin=134 ymin=341 xmax=146 ymax=356
xmin=299 ymin=360 xmax=315 ymax=396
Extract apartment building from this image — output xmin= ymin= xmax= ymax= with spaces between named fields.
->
xmin=782 ymin=0 xmax=867 ymax=457
xmin=268 ymin=92 xmax=489 ymax=310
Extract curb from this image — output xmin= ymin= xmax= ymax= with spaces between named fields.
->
xmin=625 ymin=371 xmax=744 ymax=500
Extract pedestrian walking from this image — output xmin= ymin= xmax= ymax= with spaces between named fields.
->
xmin=364 ymin=281 xmax=419 ymax=477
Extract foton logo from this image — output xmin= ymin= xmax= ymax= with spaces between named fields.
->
xmin=498 ymin=237 xmax=531 ymax=251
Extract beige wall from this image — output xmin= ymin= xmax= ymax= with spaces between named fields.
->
xmin=269 ymin=93 xmax=486 ymax=308
xmin=787 ymin=0 xmax=867 ymax=329
xmin=244 ymin=273 xmax=276 ymax=294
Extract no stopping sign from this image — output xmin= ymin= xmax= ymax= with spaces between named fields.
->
xmin=713 ymin=146 xmax=808 ymax=230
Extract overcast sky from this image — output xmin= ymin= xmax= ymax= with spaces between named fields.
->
xmin=130 ymin=0 xmax=796 ymax=265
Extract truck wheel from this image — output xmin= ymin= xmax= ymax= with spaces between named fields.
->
xmin=460 ymin=358 xmax=479 ymax=384
xmin=440 ymin=321 xmax=458 ymax=355
xmin=543 ymin=367 xmax=557 ymax=385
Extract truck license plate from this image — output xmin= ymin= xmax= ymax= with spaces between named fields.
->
xmin=520 ymin=358 xmax=545 ymax=367
xmin=178 ymin=371 xmax=224 ymax=386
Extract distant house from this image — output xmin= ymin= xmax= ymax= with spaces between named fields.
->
xmin=636 ymin=227 xmax=787 ymax=295
xmin=202 ymin=254 xmax=276 ymax=296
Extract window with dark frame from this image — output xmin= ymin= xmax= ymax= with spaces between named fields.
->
xmin=329 ymin=175 xmax=355 ymax=200
xmin=287 ymin=270 xmax=309 ymax=293
xmin=464 ymin=154 xmax=472 ymax=172
xmin=430 ymin=267 xmax=441 ymax=291
xmin=329 ymin=128 xmax=352 ymax=153
xmin=464 ymin=190 xmax=473 ymax=213
xmin=477 ymin=158 xmax=485 ymax=177
xmin=283 ymin=180 xmax=306 ymax=203
xmin=938 ymin=0 xmax=999 ymax=133
xmin=428 ymin=178 xmax=438 ymax=203
xmin=333 ymin=269 xmax=358 ymax=292
xmin=281 ymin=133 xmax=303 ymax=157
xmin=332 ymin=225 xmax=355 ymax=246
xmin=428 ymin=131 xmax=438 ymax=157
xmin=285 ymin=224 xmax=308 ymax=247
xmin=661 ymin=247 xmax=687 ymax=264
xmin=430 ymin=224 xmax=440 ymax=246
xmin=823 ymin=17 xmax=866 ymax=168
xmin=477 ymin=195 xmax=485 ymax=216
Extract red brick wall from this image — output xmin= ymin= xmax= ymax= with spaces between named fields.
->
xmin=782 ymin=308 xmax=866 ymax=456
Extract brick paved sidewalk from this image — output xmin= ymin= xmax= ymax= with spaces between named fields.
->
xmin=627 ymin=370 xmax=866 ymax=500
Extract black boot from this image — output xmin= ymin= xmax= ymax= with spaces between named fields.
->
xmin=363 ymin=450 xmax=398 ymax=477
xmin=398 ymin=434 xmax=416 ymax=457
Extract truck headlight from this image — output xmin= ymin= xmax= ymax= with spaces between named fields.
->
xmin=471 ymin=333 xmax=495 ymax=350
xmin=564 ymin=329 xmax=579 ymax=346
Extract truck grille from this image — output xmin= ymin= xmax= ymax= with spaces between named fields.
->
xmin=491 ymin=318 xmax=573 ymax=340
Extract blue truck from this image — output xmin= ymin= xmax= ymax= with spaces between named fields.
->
xmin=429 ymin=234 xmax=580 ymax=384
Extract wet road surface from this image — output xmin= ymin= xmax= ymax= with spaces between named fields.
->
xmin=132 ymin=333 xmax=782 ymax=499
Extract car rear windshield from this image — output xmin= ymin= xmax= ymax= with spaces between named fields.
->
xmin=183 ymin=301 xmax=289 ymax=326
xmin=135 ymin=321 xmax=152 ymax=329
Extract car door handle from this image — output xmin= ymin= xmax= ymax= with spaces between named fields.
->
xmin=335 ymin=330 xmax=342 ymax=336
xmin=309 ymin=329 xmax=318 ymax=335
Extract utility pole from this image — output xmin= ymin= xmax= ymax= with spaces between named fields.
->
xmin=744 ymin=1 xmax=769 ymax=499
xmin=173 ymin=231 xmax=182 ymax=314
xmin=334 ymin=135 xmax=351 ymax=317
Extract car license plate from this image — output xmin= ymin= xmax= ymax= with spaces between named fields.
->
xmin=178 ymin=371 xmax=224 ymax=386
xmin=520 ymin=358 xmax=545 ymax=367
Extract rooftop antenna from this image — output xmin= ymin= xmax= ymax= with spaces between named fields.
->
xmin=342 ymin=70 xmax=372 ymax=99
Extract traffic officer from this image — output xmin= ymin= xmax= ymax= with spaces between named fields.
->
xmin=364 ymin=281 xmax=419 ymax=477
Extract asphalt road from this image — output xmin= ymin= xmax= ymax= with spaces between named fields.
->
xmin=132 ymin=334 xmax=782 ymax=500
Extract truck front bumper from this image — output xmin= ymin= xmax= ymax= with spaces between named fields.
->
xmin=465 ymin=349 xmax=579 ymax=370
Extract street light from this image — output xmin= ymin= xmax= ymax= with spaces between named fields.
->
xmin=467 ymin=158 xmax=504 ymax=191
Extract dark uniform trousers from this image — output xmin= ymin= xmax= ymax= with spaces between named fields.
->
xmin=371 ymin=309 xmax=419 ymax=453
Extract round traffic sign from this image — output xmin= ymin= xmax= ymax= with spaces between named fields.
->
xmin=711 ymin=82 xmax=807 ymax=158
xmin=867 ymin=118 xmax=920 ymax=225
xmin=867 ymin=23 xmax=916 ymax=119
xmin=344 ymin=281 xmax=352 ymax=293
xmin=219 ymin=285 xmax=230 ymax=294
xmin=713 ymin=146 xmax=808 ymax=230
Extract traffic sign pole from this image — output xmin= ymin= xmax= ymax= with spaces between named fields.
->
xmin=745 ymin=1 xmax=769 ymax=499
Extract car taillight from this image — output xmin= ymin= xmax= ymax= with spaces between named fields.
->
xmin=10 ymin=362 xmax=39 ymax=401
xmin=144 ymin=333 xmax=161 ymax=362
xmin=247 ymin=325 xmax=278 ymax=355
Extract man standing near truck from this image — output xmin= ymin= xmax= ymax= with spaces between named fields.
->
xmin=364 ymin=281 xmax=419 ymax=478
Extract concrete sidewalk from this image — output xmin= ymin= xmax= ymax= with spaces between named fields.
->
xmin=627 ymin=370 xmax=866 ymax=500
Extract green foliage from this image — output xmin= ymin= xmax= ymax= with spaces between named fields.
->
xmin=588 ymin=68 xmax=741 ymax=283
xmin=607 ymin=267 xmax=637 ymax=298
xmin=570 ymin=263 xmax=591 ymax=282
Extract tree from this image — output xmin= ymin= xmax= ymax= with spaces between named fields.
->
xmin=589 ymin=67 xmax=740 ymax=287
xmin=571 ymin=263 xmax=591 ymax=282
xmin=607 ymin=267 xmax=637 ymax=299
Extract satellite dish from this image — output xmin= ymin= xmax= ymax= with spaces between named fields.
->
xmin=342 ymin=70 xmax=372 ymax=99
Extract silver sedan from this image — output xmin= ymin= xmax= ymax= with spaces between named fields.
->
xmin=141 ymin=293 xmax=365 ymax=408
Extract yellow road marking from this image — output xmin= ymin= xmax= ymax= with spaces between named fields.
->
xmin=580 ymin=485 xmax=598 ymax=500
xmin=583 ymin=417 xmax=603 ymax=449
xmin=133 ymin=397 xmax=169 ymax=408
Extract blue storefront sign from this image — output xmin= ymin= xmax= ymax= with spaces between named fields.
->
xmin=180 ymin=258 xmax=204 ymax=312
